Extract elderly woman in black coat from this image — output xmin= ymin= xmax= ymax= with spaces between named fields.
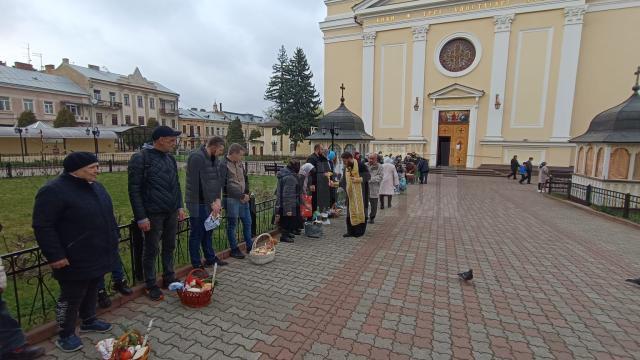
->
xmin=275 ymin=159 xmax=302 ymax=243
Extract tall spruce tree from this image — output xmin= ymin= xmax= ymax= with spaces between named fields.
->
xmin=226 ymin=117 xmax=246 ymax=148
xmin=284 ymin=47 xmax=321 ymax=148
xmin=264 ymin=45 xmax=290 ymax=138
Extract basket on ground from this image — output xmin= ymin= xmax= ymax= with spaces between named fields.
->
xmin=177 ymin=268 xmax=213 ymax=308
xmin=248 ymin=233 xmax=277 ymax=265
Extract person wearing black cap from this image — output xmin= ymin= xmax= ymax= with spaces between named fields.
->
xmin=128 ymin=125 xmax=184 ymax=301
xmin=32 ymin=152 xmax=117 ymax=353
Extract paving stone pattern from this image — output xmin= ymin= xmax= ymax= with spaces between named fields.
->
xmin=41 ymin=175 xmax=640 ymax=359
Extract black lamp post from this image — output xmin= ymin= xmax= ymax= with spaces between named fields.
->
xmin=321 ymin=122 xmax=339 ymax=152
xmin=14 ymin=127 xmax=28 ymax=163
xmin=86 ymin=127 xmax=100 ymax=155
xmin=271 ymin=139 xmax=277 ymax=155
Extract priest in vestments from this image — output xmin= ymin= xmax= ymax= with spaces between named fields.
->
xmin=339 ymin=151 xmax=370 ymax=237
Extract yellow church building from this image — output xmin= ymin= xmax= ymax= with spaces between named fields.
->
xmin=320 ymin=0 xmax=640 ymax=168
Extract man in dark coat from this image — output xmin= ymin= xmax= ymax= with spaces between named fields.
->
xmin=275 ymin=160 xmax=301 ymax=243
xmin=519 ymin=157 xmax=534 ymax=184
xmin=339 ymin=152 xmax=370 ymax=238
xmin=185 ymin=136 xmax=227 ymax=269
xmin=417 ymin=157 xmax=430 ymax=184
xmin=306 ymin=144 xmax=331 ymax=212
xmin=33 ymin=152 xmax=117 ymax=353
xmin=508 ymin=155 xmax=519 ymax=179
xmin=128 ymin=126 xmax=185 ymax=301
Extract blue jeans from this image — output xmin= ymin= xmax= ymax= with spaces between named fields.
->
xmin=0 ymin=295 xmax=25 ymax=355
xmin=224 ymin=198 xmax=253 ymax=252
xmin=188 ymin=203 xmax=217 ymax=267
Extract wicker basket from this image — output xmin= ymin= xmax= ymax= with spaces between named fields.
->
xmin=177 ymin=268 xmax=213 ymax=308
xmin=248 ymin=233 xmax=277 ymax=265
xmin=109 ymin=331 xmax=150 ymax=360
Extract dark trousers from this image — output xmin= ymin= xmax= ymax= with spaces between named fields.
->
xmin=279 ymin=215 xmax=298 ymax=239
xmin=508 ymin=168 xmax=518 ymax=179
xmin=56 ymin=277 xmax=101 ymax=338
xmin=519 ymin=173 xmax=527 ymax=183
xmin=519 ymin=172 xmax=531 ymax=184
xmin=526 ymin=171 xmax=532 ymax=184
xmin=97 ymin=253 xmax=126 ymax=291
xmin=419 ymin=172 xmax=428 ymax=184
xmin=143 ymin=211 xmax=178 ymax=288
xmin=368 ymin=197 xmax=378 ymax=220
xmin=188 ymin=204 xmax=217 ymax=268
xmin=379 ymin=195 xmax=392 ymax=208
xmin=0 ymin=295 xmax=25 ymax=355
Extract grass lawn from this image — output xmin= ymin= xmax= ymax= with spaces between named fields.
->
xmin=0 ymin=171 xmax=277 ymax=253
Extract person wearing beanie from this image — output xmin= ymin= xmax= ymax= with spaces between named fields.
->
xmin=32 ymin=152 xmax=117 ymax=353
xmin=127 ymin=125 xmax=184 ymax=301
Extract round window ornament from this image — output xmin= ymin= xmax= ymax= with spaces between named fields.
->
xmin=435 ymin=33 xmax=482 ymax=77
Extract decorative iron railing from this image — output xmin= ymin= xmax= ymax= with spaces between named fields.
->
xmin=547 ymin=179 xmax=640 ymax=220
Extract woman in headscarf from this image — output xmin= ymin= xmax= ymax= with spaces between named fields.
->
xmin=537 ymin=161 xmax=550 ymax=193
xmin=339 ymin=152 xmax=370 ymax=238
xmin=275 ymin=159 xmax=302 ymax=242
xmin=380 ymin=158 xmax=399 ymax=209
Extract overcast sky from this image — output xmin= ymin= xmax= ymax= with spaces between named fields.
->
xmin=1 ymin=0 xmax=326 ymax=116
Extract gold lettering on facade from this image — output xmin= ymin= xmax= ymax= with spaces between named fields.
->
xmin=373 ymin=0 xmax=544 ymax=24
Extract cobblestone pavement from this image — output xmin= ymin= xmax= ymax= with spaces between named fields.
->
xmin=41 ymin=175 xmax=640 ymax=359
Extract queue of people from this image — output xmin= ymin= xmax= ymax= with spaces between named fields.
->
xmin=17 ymin=130 xmax=429 ymax=356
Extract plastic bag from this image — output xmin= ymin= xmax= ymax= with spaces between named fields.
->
xmin=301 ymin=195 xmax=313 ymax=219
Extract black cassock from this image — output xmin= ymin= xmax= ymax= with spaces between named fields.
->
xmin=306 ymin=153 xmax=332 ymax=212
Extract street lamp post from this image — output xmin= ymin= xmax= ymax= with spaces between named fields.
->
xmin=271 ymin=139 xmax=277 ymax=156
xmin=14 ymin=127 xmax=28 ymax=163
xmin=86 ymin=127 xmax=100 ymax=155
xmin=321 ymin=122 xmax=339 ymax=153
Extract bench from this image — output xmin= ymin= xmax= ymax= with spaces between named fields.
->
xmin=264 ymin=163 xmax=285 ymax=175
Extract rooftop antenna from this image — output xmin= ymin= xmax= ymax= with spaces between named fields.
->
xmin=24 ymin=43 xmax=32 ymax=64
xmin=32 ymin=52 xmax=43 ymax=70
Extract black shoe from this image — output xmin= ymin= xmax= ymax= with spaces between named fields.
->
xmin=112 ymin=279 xmax=133 ymax=296
xmin=626 ymin=278 xmax=640 ymax=285
xmin=97 ymin=289 xmax=111 ymax=309
xmin=280 ymin=236 xmax=294 ymax=243
xmin=369 ymin=219 xmax=375 ymax=224
xmin=5 ymin=344 xmax=46 ymax=360
xmin=230 ymin=251 xmax=246 ymax=259
xmin=162 ymin=277 xmax=178 ymax=289
xmin=205 ymin=258 xmax=228 ymax=267
xmin=146 ymin=286 xmax=164 ymax=301
xmin=292 ymin=229 xmax=302 ymax=235
xmin=342 ymin=233 xmax=353 ymax=238
xmin=380 ymin=205 xmax=384 ymax=210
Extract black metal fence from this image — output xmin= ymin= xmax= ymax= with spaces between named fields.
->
xmin=547 ymin=179 xmax=640 ymax=220
xmin=0 ymin=198 xmax=276 ymax=330
xmin=0 ymin=153 xmax=134 ymax=178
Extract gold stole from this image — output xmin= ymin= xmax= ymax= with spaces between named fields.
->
xmin=346 ymin=160 xmax=365 ymax=226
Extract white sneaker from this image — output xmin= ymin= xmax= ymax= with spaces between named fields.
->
xmin=537 ymin=190 xmax=542 ymax=193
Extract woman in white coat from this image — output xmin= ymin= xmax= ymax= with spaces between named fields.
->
xmin=379 ymin=159 xmax=399 ymax=209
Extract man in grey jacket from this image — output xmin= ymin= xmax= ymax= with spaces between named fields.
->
xmin=367 ymin=153 xmax=383 ymax=224
xmin=186 ymin=136 xmax=227 ymax=269
xmin=128 ymin=126 xmax=185 ymax=301
xmin=220 ymin=143 xmax=253 ymax=258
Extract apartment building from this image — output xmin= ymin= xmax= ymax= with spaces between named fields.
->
xmin=50 ymin=58 xmax=179 ymax=128
xmin=0 ymin=62 xmax=91 ymax=126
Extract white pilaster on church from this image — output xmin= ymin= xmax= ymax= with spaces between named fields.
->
xmin=550 ymin=5 xmax=587 ymax=142
xmin=429 ymin=103 xmax=439 ymax=165
xmin=485 ymin=13 xmax=515 ymax=141
xmin=467 ymin=102 xmax=480 ymax=168
xmin=362 ymin=31 xmax=376 ymax=135
xmin=409 ymin=25 xmax=429 ymax=140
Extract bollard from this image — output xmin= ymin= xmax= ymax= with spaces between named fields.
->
xmin=585 ymin=185 xmax=592 ymax=206
xmin=623 ymin=193 xmax=631 ymax=219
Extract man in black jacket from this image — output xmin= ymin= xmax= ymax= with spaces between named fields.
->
xmin=306 ymin=144 xmax=331 ymax=212
xmin=508 ymin=155 xmax=519 ymax=179
xmin=417 ymin=157 xmax=429 ymax=184
xmin=220 ymin=144 xmax=253 ymax=258
xmin=128 ymin=126 xmax=185 ymax=301
xmin=33 ymin=152 xmax=116 ymax=353
xmin=522 ymin=157 xmax=534 ymax=184
xmin=185 ymin=136 xmax=227 ymax=268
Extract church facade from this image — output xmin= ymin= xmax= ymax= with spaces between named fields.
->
xmin=320 ymin=0 xmax=640 ymax=167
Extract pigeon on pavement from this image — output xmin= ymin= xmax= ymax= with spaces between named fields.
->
xmin=458 ymin=269 xmax=473 ymax=281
